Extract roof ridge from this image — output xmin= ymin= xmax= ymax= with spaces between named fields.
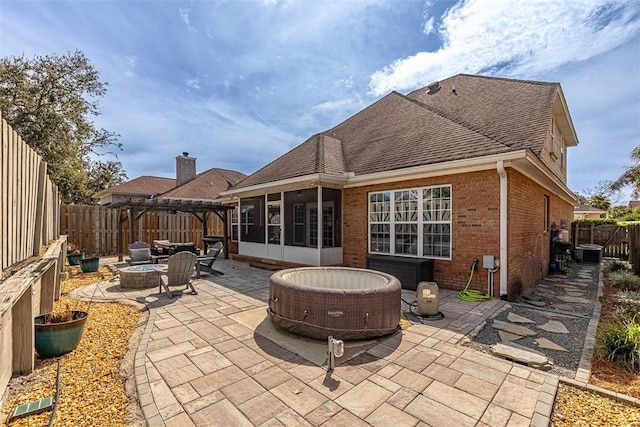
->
xmin=455 ymin=73 xmax=559 ymax=87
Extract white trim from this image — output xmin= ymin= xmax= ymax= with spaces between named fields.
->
xmin=222 ymin=173 xmax=347 ymax=197
xmin=344 ymin=151 xmax=529 ymax=188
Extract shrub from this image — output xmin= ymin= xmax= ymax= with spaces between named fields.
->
xmin=599 ymin=321 xmax=640 ymax=370
xmin=610 ymin=270 xmax=640 ymax=291
xmin=611 ymin=291 xmax=640 ymax=324
xmin=605 ymin=259 xmax=629 ymax=273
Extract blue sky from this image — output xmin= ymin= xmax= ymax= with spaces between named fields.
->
xmin=1 ymin=0 xmax=639 ymax=203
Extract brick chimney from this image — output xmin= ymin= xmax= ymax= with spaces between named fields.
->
xmin=176 ymin=152 xmax=196 ymax=186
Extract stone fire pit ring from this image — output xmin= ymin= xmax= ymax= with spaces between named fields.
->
xmin=119 ymin=265 xmax=166 ymax=289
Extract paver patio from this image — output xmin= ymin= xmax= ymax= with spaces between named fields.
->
xmin=74 ymin=258 xmax=570 ymax=427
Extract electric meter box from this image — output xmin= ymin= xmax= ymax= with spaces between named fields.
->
xmin=416 ymin=281 xmax=440 ymax=316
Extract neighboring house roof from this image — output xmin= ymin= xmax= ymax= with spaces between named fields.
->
xmin=162 ymin=168 xmax=246 ymax=200
xmin=97 ymin=168 xmax=246 ymax=205
xmin=574 ymin=204 xmax=606 ymax=213
xmin=230 ymin=74 xmax=577 ymax=191
xmin=100 ymin=176 xmax=176 ymax=196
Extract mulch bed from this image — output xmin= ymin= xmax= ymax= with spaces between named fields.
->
xmin=1 ymin=266 xmax=143 ymax=426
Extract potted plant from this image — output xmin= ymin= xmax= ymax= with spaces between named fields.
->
xmin=34 ymin=303 xmax=88 ymax=358
xmin=66 ymin=242 xmax=85 ymax=265
xmin=79 ymin=256 xmax=100 ymax=273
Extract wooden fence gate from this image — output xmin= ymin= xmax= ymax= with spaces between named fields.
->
xmin=571 ymin=222 xmax=629 ymax=260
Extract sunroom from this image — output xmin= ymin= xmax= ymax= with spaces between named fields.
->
xmin=230 ymin=185 xmax=343 ymax=266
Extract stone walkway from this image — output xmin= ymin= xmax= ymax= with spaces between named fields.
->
xmin=74 ymin=259 xmax=572 ymax=427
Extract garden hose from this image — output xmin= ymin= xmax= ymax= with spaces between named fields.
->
xmin=458 ymin=259 xmax=492 ymax=302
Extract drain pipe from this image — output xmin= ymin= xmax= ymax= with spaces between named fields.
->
xmin=497 ymin=161 xmax=508 ymax=300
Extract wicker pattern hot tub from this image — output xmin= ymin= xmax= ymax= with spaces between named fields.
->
xmin=268 ymin=267 xmax=401 ymax=340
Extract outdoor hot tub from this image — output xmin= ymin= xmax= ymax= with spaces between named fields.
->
xmin=268 ymin=267 xmax=401 ymax=340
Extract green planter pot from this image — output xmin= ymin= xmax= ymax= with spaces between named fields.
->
xmin=79 ymin=257 xmax=100 ymax=273
xmin=67 ymin=253 xmax=84 ymax=265
xmin=34 ymin=311 xmax=89 ymax=358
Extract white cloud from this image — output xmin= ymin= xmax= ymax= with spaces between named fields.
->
xmin=369 ymin=0 xmax=640 ymax=95
xmin=423 ymin=16 xmax=435 ymax=35
xmin=179 ymin=8 xmax=190 ymax=27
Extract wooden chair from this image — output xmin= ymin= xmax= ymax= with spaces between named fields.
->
xmin=125 ymin=241 xmax=158 ymax=265
xmin=198 ymin=242 xmax=224 ymax=276
xmin=159 ymin=252 xmax=197 ymax=298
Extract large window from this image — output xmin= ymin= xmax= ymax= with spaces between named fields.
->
xmin=369 ymin=185 xmax=451 ymax=259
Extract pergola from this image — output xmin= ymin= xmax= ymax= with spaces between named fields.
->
xmin=109 ymin=197 xmax=234 ymax=261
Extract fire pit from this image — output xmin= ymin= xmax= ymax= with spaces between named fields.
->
xmin=119 ymin=265 xmax=166 ymax=289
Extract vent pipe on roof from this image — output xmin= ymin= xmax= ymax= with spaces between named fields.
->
xmin=176 ymin=153 xmax=196 ymax=187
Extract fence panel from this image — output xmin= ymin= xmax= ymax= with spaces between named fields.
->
xmin=60 ymin=205 xmax=225 ymax=256
xmin=0 ymin=111 xmax=60 ymax=274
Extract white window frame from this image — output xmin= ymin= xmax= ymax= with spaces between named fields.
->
xmin=267 ymin=200 xmax=281 ymax=244
xmin=231 ymin=206 xmax=239 ymax=242
xmin=368 ymin=185 xmax=452 ymax=260
xmin=293 ymin=203 xmax=305 ymax=245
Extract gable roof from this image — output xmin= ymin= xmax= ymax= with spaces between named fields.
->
xmin=232 ymin=74 xmax=570 ymax=191
xmin=101 ymin=176 xmax=176 ymax=196
xmin=161 ymin=168 xmax=246 ymax=200
xmin=574 ymin=204 xmax=606 ymax=213
xmin=97 ymin=168 xmax=246 ymax=205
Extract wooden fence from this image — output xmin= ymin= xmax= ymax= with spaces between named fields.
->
xmin=627 ymin=225 xmax=640 ymax=275
xmin=0 ymin=110 xmax=63 ymax=401
xmin=60 ymin=204 xmax=225 ymax=256
xmin=571 ymin=222 xmax=628 ymax=259
xmin=1 ymin=111 xmax=60 ymax=273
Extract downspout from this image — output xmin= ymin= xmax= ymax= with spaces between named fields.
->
xmin=497 ymin=161 xmax=508 ymax=300
xmin=317 ymin=185 xmax=323 ymax=266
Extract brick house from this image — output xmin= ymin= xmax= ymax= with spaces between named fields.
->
xmin=223 ymin=74 xmax=579 ymax=299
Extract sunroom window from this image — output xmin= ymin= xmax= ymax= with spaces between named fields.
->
xmin=369 ymin=185 xmax=451 ymax=259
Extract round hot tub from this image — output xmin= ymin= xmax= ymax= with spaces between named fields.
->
xmin=268 ymin=267 xmax=401 ymax=340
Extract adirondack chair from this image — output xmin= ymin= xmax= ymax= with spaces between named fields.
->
xmin=159 ymin=252 xmax=197 ymax=298
xmin=125 ymin=241 xmax=158 ymax=266
xmin=197 ymin=242 xmax=224 ymax=276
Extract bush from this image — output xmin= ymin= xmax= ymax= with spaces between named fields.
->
xmin=611 ymin=291 xmax=640 ymax=324
xmin=605 ymin=259 xmax=629 ymax=272
xmin=610 ymin=270 xmax=640 ymax=291
xmin=599 ymin=321 xmax=640 ymax=370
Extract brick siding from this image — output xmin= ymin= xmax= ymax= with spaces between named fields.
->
xmin=343 ymin=167 xmax=573 ymax=299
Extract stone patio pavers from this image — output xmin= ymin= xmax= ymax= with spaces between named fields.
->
xmin=73 ymin=257 xmax=596 ymax=426
xmin=334 ymin=379 xmax=393 ymax=418
xmin=364 ymin=402 xmax=419 ymax=427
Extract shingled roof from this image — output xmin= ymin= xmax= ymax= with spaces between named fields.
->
xmin=162 ymin=168 xmax=246 ymax=200
xmin=102 ymin=176 xmax=176 ymax=196
xmin=406 ymin=74 xmax=564 ymax=155
xmin=232 ymin=74 xmax=570 ymax=191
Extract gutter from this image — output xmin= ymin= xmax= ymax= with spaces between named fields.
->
xmin=497 ymin=160 xmax=508 ymax=299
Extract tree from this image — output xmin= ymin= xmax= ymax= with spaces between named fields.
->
xmin=611 ymin=145 xmax=640 ymax=198
xmin=607 ymin=205 xmax=630 ymax=220
xmin=0 ymin=51 xmax=126 ymax=203
xmin=588 ymin=194 xmax=611 ymax=211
